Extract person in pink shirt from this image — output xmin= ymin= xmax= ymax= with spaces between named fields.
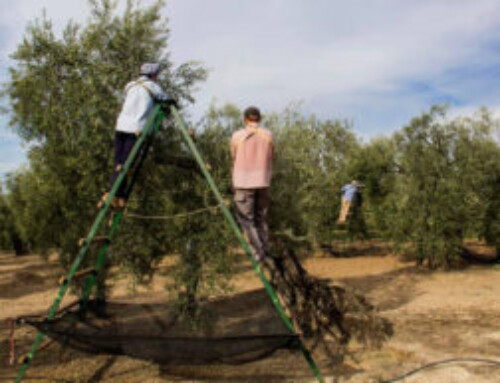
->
xmin=231 ymin=106 xmax=273 ymax=261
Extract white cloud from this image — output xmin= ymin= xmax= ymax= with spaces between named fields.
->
xmin=4 ymin=0 xmax=500 ymax=119
xmin=2 ymin=0 xmax=500 ymax=173
xmin=0 ymin=0 xmax=88 ymax=58
xmin=449 ymin=104 xmax=500 ymax=121
xmin=167 ymin=0 xmax=500 ymax=123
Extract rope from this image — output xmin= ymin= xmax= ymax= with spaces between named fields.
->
xmin=381 ymin=357 xmax=500 ymax=383
xmin=124 ymin=202 xmax=228 ymax=221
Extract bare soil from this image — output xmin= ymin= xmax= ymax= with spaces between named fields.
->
xmin=1 ymin=240 xmax=500 ymax=382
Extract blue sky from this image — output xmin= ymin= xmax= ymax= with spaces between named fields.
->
xmin=2 ymin=0 xmax=500 ymax=179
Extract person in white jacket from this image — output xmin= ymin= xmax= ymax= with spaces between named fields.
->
xmin=100 ymin=62 xmax=174 ymax=208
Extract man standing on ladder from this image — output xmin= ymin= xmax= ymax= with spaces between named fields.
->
xmin=337 ymin=180 xmax=359 ymax=225
xmin=231 ymin=106 xmax=274 ymax=262
xmin=95 ymin=63 xmax=174 ymax=314
xmin=99 ymin=62 xmax=173 ymax=209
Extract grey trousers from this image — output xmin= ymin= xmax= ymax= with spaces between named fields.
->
xmin=234 ymin=188 xmax=270 ymax=260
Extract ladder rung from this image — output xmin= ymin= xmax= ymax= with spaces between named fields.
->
xmin=78 ymin=236 xmax=111 ymax=247
xmin=17 ymin=338 xmax=55 ymax=365
xmin=58 ymin=267 xmax=97 ymax=286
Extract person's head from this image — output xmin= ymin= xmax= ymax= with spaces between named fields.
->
xmin=140 ymin=62 xmax=161 ymax=81
xmin=351 ymin=180 xmax=359 ymax=187
xmin=243 ymin=106 xmax=261 ymax=124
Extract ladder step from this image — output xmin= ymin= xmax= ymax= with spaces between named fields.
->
xmin=96 ymin=193 xmax=126 ymax=210
xmin=17 ymin=338 xmax=55 ymax=365
xmin=58 ymin=267 xmax=97 ymax=286
xmin=78 ymin=236 xmax=110 ymax=247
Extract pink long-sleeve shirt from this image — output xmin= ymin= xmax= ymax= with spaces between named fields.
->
xmin=230 ymin=123 xmax=273 ymax=189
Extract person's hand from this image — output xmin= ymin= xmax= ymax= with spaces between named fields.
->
xmin=161 ymin=98 xmax=179 ymax=112
xmin=135 ymin=130 xmax=142 ymax=137
xmin=169 ymin=98 xmax=180 ymax=109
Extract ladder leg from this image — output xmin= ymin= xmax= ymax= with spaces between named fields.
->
xmin=15 ymin=106 xmax=166 ymax=383
xmin=79 ymin=119 xmax=166 ymax=311
xmin=170 ymin=106 xmax=325 ymax=383
xmin=80 ymin=211 xmax=123 ymax=312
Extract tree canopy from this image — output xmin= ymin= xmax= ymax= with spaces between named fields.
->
xmin=3 ymin=1 xmax=500 ymax=312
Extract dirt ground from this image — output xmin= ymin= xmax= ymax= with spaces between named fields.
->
xmin=1 ymin=240 xmax=500 ymax=383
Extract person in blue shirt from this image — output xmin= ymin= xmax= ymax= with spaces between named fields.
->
xmin=337 ymin=180 xmax=359 ymax=224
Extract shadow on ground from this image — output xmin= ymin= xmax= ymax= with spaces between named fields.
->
xmin=5 ymin=288 xmax=371 ymax=381
xmin=321 ymin=239 xmax=393 ymax=258
xmin=339 ymin=266 xmax=422 ymax=312
xmin=0 ymin=269 xmax=57 ymax=299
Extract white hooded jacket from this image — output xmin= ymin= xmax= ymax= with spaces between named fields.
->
xmin=115 ymin=76 xmax=169 ymax=134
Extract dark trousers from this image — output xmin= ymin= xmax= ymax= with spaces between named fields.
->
xmin=109 ymin=131 xmax=137 ymax=198
xmin=234 ymin=188 xmax=270 ymax=260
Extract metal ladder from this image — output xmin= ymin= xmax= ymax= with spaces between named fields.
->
xmin=15 ymin=104 xmax=325 ymax=383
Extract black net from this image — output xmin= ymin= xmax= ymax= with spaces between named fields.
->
xmin=24 ymin=291 xmax=300 ymax=366
xmin=22 ymin=246 xmax=390 ymax=368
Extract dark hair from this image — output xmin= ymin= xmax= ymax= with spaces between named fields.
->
xmin=244 ymin=106 xmax=261 ymax=122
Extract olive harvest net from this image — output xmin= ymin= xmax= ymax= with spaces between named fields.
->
xmin=20 ymin=247 xmax=390 ymax=368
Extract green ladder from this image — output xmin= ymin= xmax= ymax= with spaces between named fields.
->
xmin=14 ymin=105 xmax=167 ymax=382
xmin=15 ymin=105 xmax=325 ymax=383
xmin=170 ymin=107 xmax=325 ymax=383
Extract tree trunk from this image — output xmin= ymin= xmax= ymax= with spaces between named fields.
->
xmin=11 ymin=231 xmax=29 ymax=256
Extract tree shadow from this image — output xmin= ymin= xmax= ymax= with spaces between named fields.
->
xmin=0 ymin=253 xmax=37 ymax=266
xmin=320 ymin=238 xmax=393 ymax=258
xmin=0 ymin=253 xmax=62 ymax=300
xmin=85 ymin=356 xmax=118 ymax=383
xmin=460 ymin=243 xmax=498 ymax=266
xmin=0 ymin=269 xmax=57 ymax=299
xmin=0 ymin=258 xmax=59 ymax=273
xmin=339 ymin=265 xmax=423 ymax=311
